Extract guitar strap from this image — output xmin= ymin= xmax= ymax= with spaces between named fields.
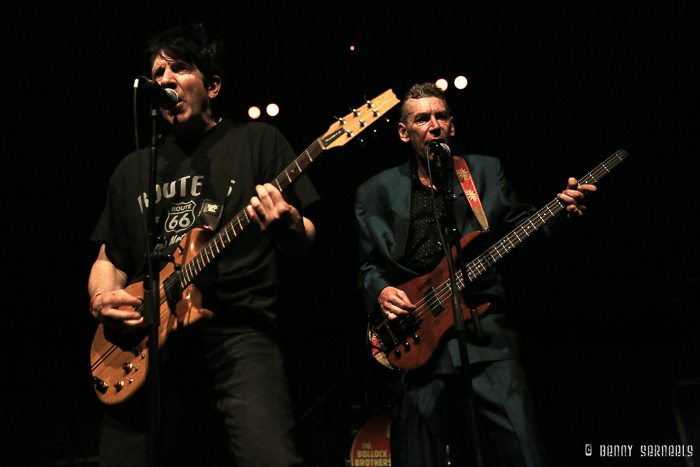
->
xmin=453 ymin=156 xmax=490 ymax=232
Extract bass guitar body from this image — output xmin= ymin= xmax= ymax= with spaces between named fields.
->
xmin=369 ymin=231 xmax=493 ymax=371
xmin=89 ymin=228 xmax=214 ymax=405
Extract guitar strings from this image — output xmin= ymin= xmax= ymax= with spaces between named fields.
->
xmin=396 ymin=151 xmax=627 ymax=330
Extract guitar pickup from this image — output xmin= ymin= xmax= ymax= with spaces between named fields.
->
xmin=423 ymin=288 xmax=446 ymax=316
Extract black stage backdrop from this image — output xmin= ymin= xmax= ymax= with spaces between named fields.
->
xmin=5 ymin=2 xmax=698 ymax=466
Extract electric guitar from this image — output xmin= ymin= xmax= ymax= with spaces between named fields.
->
xmin=90 ymin=90 xmax=400 ymax=404
xmin=368 ymin=149 xmax=629 ymax=370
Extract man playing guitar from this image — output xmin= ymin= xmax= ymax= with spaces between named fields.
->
xmin=355 ymin=82 xmax=596 ymax=467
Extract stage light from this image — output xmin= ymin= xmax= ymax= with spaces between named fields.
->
xmin=266 ymin=103 xmax=279 ymax=117
xmin=435 ymin=79 xmax=448 ymax=91
xmin=350 ymin=45 xmax=355 ymax=51
xmin=454 ymin=76 xmax=468 ymax=89
xmin=248 ymin=106 xmax=261 ymax=119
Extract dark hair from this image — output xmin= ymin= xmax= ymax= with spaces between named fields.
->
xmin=146 ymin=23 xmax=223 ymax=87
xmin=399 ymin=82 xmax=451 ymax=123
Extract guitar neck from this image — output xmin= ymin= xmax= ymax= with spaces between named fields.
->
xmin=459 ymin=149 xmax=629 ymax=286
xmin=169 ymin=89 xmax=399 ymax=290
xmin=176 ymin=139 xmax=325 ymax=287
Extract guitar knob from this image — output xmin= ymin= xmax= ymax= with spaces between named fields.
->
xmin=403 ymin=342 xmax=411 ymax=351
xmin=393 ymin=349 xmax=402 ymax=358
xmin=413 ymin=335 xmax=421 ymax=344
xmin=122 ymin=363 xmax=133 ymax=374
xmin=93 ymin=377 xmax=108 ymax=392
xmin=114 ymin=381 xmax=125 ymax=391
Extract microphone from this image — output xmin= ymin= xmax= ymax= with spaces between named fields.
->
xmin=429 ymin=141 xmax=451 ymax=157
xmin=134 ymin=76 xmax=179 ymax=109
xmin=428 ymin=141 xmax=451 ymax=169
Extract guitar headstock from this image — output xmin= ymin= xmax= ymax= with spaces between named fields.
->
xmin=319 ymin=89 xmax=400 ymax=150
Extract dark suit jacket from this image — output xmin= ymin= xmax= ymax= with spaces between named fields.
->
xmin=355 ymin=154 xmax=542 ymax=365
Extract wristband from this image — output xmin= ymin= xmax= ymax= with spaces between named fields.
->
xmin=89 ymin=292 xmax=102 ymax=317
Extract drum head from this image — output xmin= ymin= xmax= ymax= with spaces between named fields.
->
xmin=349 ymin=411 xmax=391 ymax=465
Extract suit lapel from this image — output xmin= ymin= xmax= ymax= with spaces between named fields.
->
xmin=388 ymin=159 xmax=473 ymax=251
xmin=387 ymin=161 xmax=412 ymax=262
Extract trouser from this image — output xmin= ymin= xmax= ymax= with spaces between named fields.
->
xmin=390 ymin=359 xmax=545 ymax=467
xmin=98 ymin=326 xmax=303 ymax=467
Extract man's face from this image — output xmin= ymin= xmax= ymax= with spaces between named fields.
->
xmin=151 ymin=52 xmax=220 ymax=130
xmin=398 ymin=97 xmax=455 ymax=160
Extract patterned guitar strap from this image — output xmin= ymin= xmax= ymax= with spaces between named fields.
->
xmin=453 ymin=156 xmax=490 ymax=232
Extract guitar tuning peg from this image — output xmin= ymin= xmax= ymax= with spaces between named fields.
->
xmin=349 ymin=106 xmax=360 ymax=117
xmin=334 ymin=116 xmax=346 ymax=126
xmin=364 ymin=95 xmax=374 ymax=108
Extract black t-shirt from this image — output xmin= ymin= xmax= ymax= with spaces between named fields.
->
xmin=91 ymin=119 xmax=319 ymax=327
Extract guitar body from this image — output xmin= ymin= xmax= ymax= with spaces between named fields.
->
xmin=369 ymin=231 xmax=493 ymax=371
xmin=90 ymin=228 xmax=214 ymax=405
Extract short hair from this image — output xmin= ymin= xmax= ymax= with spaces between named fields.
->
xmin=145 ymin=23 xmax=223 ymax=87
xmin=399 ymin=82 xmax=451 ymax=124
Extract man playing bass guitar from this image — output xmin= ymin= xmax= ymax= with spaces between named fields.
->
xmin=355 ymin=82 xmax=596 ymax=467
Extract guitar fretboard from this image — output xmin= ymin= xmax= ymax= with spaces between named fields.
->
xmin=160 ymin=89 xmax=399 ymax=294
xmin=176 ymin=140 xmax=326 ymax=288
xmin=454 ymin=149 xmax=629 ymax=287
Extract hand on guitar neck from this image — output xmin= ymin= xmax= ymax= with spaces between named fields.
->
xmin=246 ymin=183 xmax=316 ymax=255
xmin=558 ymin=177 xmax=597 ymax=218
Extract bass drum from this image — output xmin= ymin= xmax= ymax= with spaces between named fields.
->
xmin=349 ymin=411 xmax=391 ymax=466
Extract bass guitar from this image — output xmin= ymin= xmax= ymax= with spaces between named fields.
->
xmin=90 ymin=89 xmax=400 ymax=404
xmin=368 ymin=149 xmax=629 ymax=370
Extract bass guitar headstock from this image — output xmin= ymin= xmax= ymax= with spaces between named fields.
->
xmin=319 ymin=89 xmax=399 ymax=150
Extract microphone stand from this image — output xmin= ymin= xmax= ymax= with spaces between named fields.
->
xmin=144 ymin=107 xmax=163 ymax=467
xmin=427 ymin=149 xmax=484 ymax=467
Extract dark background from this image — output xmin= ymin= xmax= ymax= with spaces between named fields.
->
xmin=5 ymin=2 xmax=699 ymax=466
